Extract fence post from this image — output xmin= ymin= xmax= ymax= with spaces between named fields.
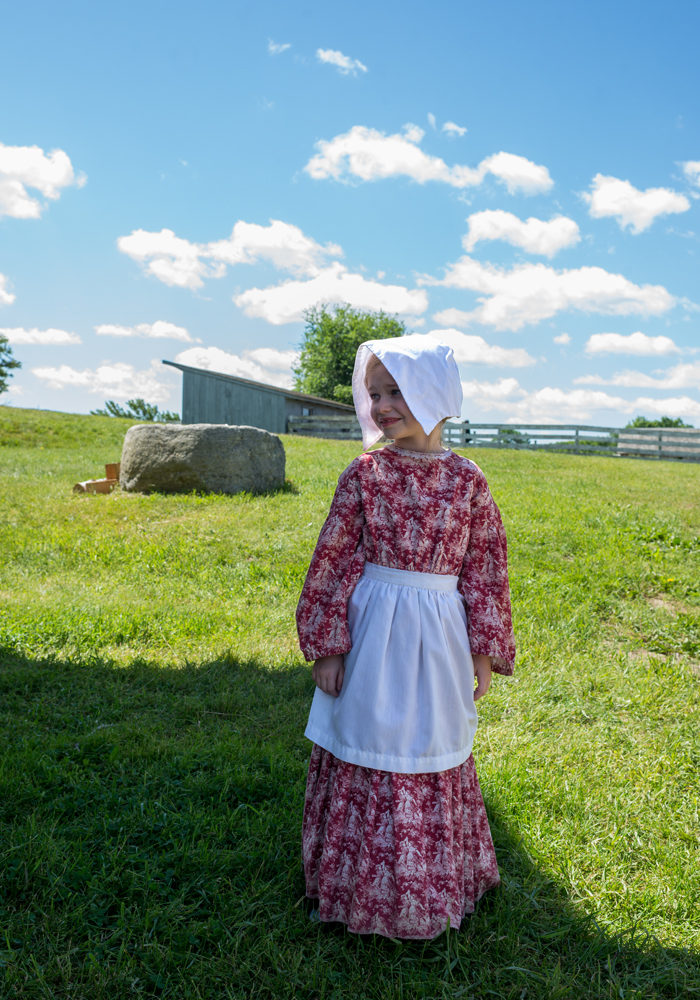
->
xmin=575 ymin=427 xmax=580 ymax=454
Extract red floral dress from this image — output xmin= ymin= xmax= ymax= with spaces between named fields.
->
xmin=296 ymin=445 xmax=515 ymax=938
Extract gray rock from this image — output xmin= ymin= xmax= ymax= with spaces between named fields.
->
xmin=119 ymin=423 xmax=285 ymax=494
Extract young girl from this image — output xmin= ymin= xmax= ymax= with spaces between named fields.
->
xmin=296 ymin=334 xmax=515 ymax=940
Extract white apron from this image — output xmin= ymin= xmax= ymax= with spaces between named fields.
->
xmin=304 ymin=562 xmax=477 ymax=774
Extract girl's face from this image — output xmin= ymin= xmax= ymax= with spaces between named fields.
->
xmin=366 ymin=360 xmax=430 ymax=451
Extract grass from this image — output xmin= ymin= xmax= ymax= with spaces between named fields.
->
xmin=0 ymin=403 xmax=699 ymax=999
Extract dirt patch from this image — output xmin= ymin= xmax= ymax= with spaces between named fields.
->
xmin=647 ymin=594 xmax=692 ymax=616
xmin=627 ymin=648 xmax=666 ymax=666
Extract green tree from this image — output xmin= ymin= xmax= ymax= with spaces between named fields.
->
xmin=626 ymin=415 xmax=693 ymax=428
xmin=0 ymin=335 xmax=21 ymax=395
xmin=293 ymin=304 xmax=406 ymax=403
xmin=90 ymin=398 xmax=180 ymax=422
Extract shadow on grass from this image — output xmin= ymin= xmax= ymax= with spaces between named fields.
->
xmin=0 ymin=646 xmax=697 ymax=1000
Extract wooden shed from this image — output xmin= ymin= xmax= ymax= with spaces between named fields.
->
xmin=163 ymin=359 xmax=355 ymax=434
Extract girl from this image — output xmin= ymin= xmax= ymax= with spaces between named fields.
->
xmin=296 ymin=334 xmax=515 ymax=940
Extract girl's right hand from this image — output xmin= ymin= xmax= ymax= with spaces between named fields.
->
xmin=313 ymin=655 xmax=345 ymax=697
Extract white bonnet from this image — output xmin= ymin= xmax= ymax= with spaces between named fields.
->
xmin=351 ymin=333 xmax=463 ymax=450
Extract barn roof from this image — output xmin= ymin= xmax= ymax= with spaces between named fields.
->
xmin=162 ymin=359 xmax=355 ymax=411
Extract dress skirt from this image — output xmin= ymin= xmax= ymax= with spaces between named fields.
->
xmin=302 ymin=745 xmax=501 ymax=939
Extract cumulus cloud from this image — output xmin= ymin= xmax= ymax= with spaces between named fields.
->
xmin=442 ymin=121 xmax=467 ymax=137
xmin=316 ymin=48 xmax=367 ymax=75
xmin=462 ymin=378 xmax=700 ymax=424
xmin=268 ymin=39 xmax=291 ymax=55
xmin=554 ymin=332 xmax=571 ymax=345
xmin=304 ymin=124 xmax=553 ymax=194
xmin=31 ymin=360 xmax=174 ymax=403
xmin=0 ymin=142 xmax=85 ymax=219
xmin=463 ymin=210 xmax=580 ymax=257
xmin=0 ymin=326 xmax=81 ymax=345
xmin=681 ymin=161 xmax=700 ymax=189
xmin=206 ymin=219 xmax=342 ymax=276
xmin=118 ymin=219 xmax=343 ymax=289
xmin=426 ymin=328 xmax=535 ymax=367
xmin=0 ymin=274 xmax=15 ymax=306
xmin=622 ymin=395 xmax=700 ymax=421
xmin=462 ymin=377 xmax=525 ymax=406
xmin=116 ymin=228 xmax=222 ymax=290
xmin=583 ymin=174 xmax=690 ymax=233
xmin=575 ymin=361 xmax=700 ymax=389
xmin=175 ymin=345 xmax=299 ymax=389
xmin=585 ymin=331 xmax=680 ymax=356
xmin=95 ymin=320 xmax=196 ymax=342
xmin=423 ymin=256 xmax=674 ymax=331
xmin=234 ymin=262 xmax=428 ymax=325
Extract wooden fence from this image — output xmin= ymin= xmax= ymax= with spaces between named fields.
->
xmin=286 ymin=416 xmax=700 ymax=463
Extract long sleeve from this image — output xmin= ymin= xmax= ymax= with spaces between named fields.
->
xmin=458 ymin=471 xmax=515 ymax=675
xmin=296 ymin=462 xmax=366 ymax=661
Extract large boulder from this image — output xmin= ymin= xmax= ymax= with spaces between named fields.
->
xmin=119 ymin=423 xmax=285 ymax=495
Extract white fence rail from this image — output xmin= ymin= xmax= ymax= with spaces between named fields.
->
xmin=286 ymin=416 xmax=700 ymax=462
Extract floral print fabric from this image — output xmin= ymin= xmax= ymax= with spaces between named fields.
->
xmin=295 ymin=446 xmax=515 ymax=674
xmin=303 ymin=745 xmax=501 ymax=939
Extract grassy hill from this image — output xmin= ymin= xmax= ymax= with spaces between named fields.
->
xmin=1 ymin=404 xmax=698 ymax=999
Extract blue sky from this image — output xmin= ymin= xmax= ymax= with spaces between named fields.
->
xmin=1 ymin=0 xmax=699 ymax=425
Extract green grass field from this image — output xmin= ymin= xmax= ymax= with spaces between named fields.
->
xmin=1 ymin=404 xmax=698 ymax=1000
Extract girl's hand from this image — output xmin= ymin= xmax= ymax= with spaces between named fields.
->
xmin=313 ymin=655 xmax=345 ymax=697
xmin=473 ymin=655 xmax=492 ymax=701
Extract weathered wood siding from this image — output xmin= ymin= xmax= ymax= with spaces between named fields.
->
xmin=182 ymin=370 xmax=288 ymax=432
xmin=179 ymin=367 xmax=355 ymax=433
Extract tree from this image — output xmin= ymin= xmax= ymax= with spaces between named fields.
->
xmin=626 ymin=415 xmax=693 ymax=428
xmin=90 ymin=398 xmax=180 ymax=422
xmin=0 ymin=335 xmax=21 ymax=395
xmin=293 ymin=304 xmax=406 ymax=404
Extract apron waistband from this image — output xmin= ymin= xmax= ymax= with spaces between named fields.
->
xmin=362 ymin=561 xmax=459 ymax=593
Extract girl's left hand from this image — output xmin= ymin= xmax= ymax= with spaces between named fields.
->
xmin=473 ymin=655 xmax=492 ymax=701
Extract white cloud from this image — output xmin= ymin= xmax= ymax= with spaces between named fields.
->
xmin=31 ymin=360 xmax=174 ymax=403
xmin=0 ymin=274 xmax=15 ymax=306
xmin=234 ymin=262 xmax=428 ymax=325
xmin=462 ymin=379 xmax=700 ymax=424
xmin=442 ymin=121 xmax=467 ymax=137
xmin=681 ymin=161 xmax=700 ymax=189
xmin=585 ymin=331 xmax=680 ymax=356
xmin=507 ymin=387 xmax=634 ymax=422
xmin=0 ymin=326 xmax=81 ymax=345
xmin=0 ymin=142 xmax=85 ymax=219
xmin=95 ymin=321 xmax=196 ymax=342
xmin=583 ymin=174 xmax=690 ymax=233
xmin=554 ymin=332 xmax=571 ymax=345
xmin=426 ymin=328 xmax=535 ymax=367
xmin=624 ymin=395 xmax=700 ymax=421
xmin=205 ymin=219 xmax=342 ymax=276
xmin=423 ymin=256 xmax=674 ymax=331
xmin=118 ymin=219 xmax=343 ymax=289
xmin=427 ymin=113 xmax=437 ymax=130
xmin=463 ymin=210 xmax=580 ymax=257
xmin=462 ymin=377 xmax=526 ymax=406
xmin=481 ymin=153 xmax=553 ymax=195
xmin=432 ymin=307 xmax=473 ymax=328
xmin=575 ymin=361 xmax=700 ymax=390
xmin=268 ymin=39 xmax=291 ymax=55
xmin=304 ymin=125 xmax=553 ymax=194
xmin=116 ymin=228 xmax=221 ymax=290
xmin=316 ymin=48 xmax=367 ymax=75
xmin=174 ymin=346 xmax=298 ymax=389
